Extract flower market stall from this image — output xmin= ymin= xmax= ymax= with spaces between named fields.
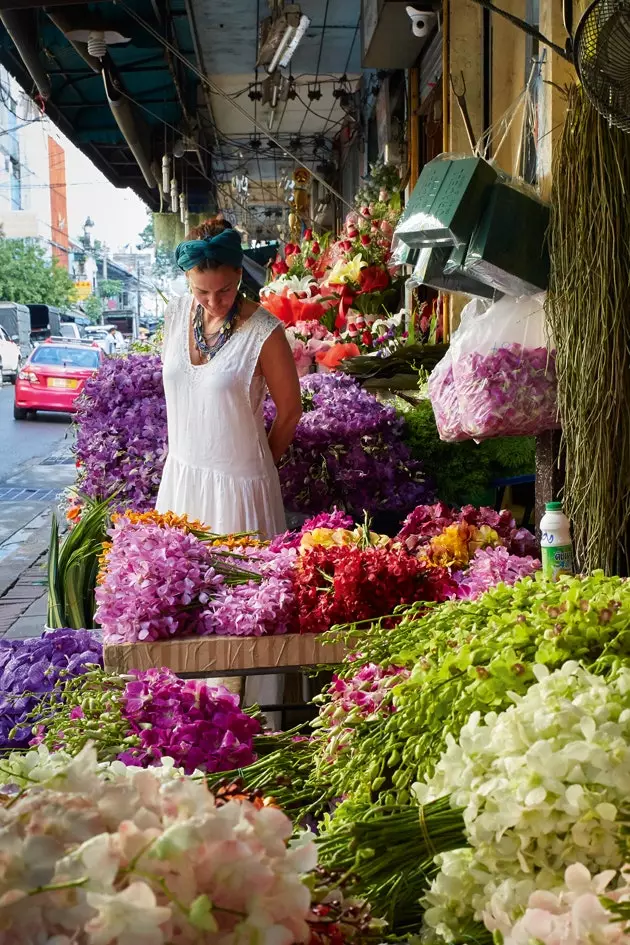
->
xmin=13 ymin=98 xmax=630 ymax=945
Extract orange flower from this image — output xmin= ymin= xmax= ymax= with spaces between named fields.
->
xmin=315 ymin=342 xmax=360 ymax=370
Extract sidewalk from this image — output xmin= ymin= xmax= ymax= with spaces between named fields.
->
xmin=0 ymin=443 xmax=76 ymax=640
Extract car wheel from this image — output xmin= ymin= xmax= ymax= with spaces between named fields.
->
xmin=9 ymin=358 xmax=20 ymax=384
xmin=13 ymin=404 xmax=27 ymax=420
xmin=0 ymin=357 xmax=3 ymax=383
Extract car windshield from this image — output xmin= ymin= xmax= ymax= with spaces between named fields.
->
xmin=31 ymin=346 xmax=100 ymax=369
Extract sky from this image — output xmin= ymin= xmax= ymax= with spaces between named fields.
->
xmin=62 ymin=132 xmax=150 ymax=253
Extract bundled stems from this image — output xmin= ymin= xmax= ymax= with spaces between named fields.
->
xmin=546 ymin=85 xmax=630 ymax=574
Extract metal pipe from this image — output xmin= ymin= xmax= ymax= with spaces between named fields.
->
xmin=102 ymin=68 xmax=157 ymax=189
xmin=0 ymin=9 xmax=50 ymax=98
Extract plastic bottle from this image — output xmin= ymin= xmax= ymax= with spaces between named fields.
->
xmin=540 ymin=501 xmax=574 ymax=581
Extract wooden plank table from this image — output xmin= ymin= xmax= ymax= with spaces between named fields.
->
xmin=103 ymin=635 xmax=347 ymax=678
xmin=103 ymin=635 xmax=347 ymax=727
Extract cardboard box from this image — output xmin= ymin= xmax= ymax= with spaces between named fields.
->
xmin=103 ymin=634 xmax=348 ymax=677
xmin=396 ymin=156 xmax=497 ymax=248
xmin=464 ymin=181 xmax=550 ymax=296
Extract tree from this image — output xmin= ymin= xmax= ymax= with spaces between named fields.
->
xmin=98 ymin=279 xmax=122 ymax=300
xmin=0 ymin=239 xmax=77 ymax=308
xmin=82 ymin=294 xmax=102 ymax=324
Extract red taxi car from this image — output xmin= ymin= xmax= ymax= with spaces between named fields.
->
xmin=14 ymin=339 xmax=104 ymax=420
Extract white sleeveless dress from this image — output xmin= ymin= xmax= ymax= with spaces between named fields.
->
xmin=156 ymin=295 xmax=286 ymax=539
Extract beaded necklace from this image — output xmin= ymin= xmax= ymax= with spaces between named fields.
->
xmin=192 ymin=294 xmax=241 ymax=361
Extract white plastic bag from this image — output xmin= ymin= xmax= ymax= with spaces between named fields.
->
xmin=450 ymin=293 xmax=559 ymax=439
xmin=427 ymin=298 xmax=490 ymax=442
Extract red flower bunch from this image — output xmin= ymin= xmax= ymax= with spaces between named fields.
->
xmin=295 ymin=544 xmax=456 ymax=635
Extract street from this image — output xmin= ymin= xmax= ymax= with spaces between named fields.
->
xmin=0 ymin=382 xmax=73 ymax=485
xmin=0 ymin=381 xmax=76 ymax=639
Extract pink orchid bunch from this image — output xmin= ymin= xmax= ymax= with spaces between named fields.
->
xmin=96 ymin=517 xmax=223 ymax=643
xmin=0 ymin=744 xmax=317 ymax=945
xmin=456 ymin=546 xmax=541 ymax=600
xmin=496 ymin=863 xmax=630 ymax=945
xmin=119 ymin=668 xmax=260 ymax=773
xmin=204 ymin=546 xmax=298 ymax=637
xmin=318 ymin=662 xmax=411 ymax=729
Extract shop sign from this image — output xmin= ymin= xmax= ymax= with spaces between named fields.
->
xmin=74 ymin=280 xmax=92 ymax=300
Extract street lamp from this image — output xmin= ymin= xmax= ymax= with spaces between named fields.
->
xmin=83 ymin=216 xmax=95 ymax=247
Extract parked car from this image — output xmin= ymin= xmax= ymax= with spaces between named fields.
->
xmin=0 ymin=323 xmax=21 ymax=383
xmin=83 ymin=326 xmax=112 ymax=353
xmin=59 ymin=322 xmax=84 ymax=341
xmin=13 ymin=339 xmax=103 ymax=419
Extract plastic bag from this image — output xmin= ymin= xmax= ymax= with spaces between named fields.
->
xmin=427 ymin=298 xmax=490 ymax=442
xmin=394 ymin=154 xmax=497 ymax=249
xmin=450 ymin=293 xmax=559 ymax=439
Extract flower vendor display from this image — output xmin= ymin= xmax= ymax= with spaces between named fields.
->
xmin=96 ymin=511 xmax=264 ymax=644
xmin=0 ymin=628 xmax=102 ymax=749
xmin=24 ymin=663 xmax=260 ymax=774
xmin=416 ymin=663 xmax=630 ymax=941
xmin=74 ymin=353 xmax=167 ymax=510
xmin=266 ymin=374 xmax=434 ymax=517
xmin=0 ymin=744 xmax=317 ymax=945
xmin=429 ymin=295 xmax=559 ymax=442
xmin=398 ymin=500 xmax=538 ymax=559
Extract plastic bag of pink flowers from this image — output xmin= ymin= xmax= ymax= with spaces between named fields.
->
xmin=451 ymin=294 xmax=560 ymax=440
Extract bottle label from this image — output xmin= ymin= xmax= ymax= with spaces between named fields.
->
xmin=541 ymin=544 xmax=574 ymax=581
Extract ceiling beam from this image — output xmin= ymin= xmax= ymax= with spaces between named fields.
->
xmin=0 ymin=0 xmax=107 ymax=9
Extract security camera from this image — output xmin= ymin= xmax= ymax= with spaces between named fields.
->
xmin=406 ymin=6 xmax=437 ymax=37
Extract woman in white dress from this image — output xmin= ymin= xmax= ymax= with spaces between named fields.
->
xmin=156 ymin=218 xmax=301 ymax=535
xmin=156 ymin=219 xmax=302 ymax=724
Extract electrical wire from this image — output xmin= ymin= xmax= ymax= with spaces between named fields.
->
xmin=114 ymin=87 xmax=321 ymax=232
xmin=115 ymin=0 xmax=355 ymax=213
xmin=322 ymin=20 xmax=360 ymax=136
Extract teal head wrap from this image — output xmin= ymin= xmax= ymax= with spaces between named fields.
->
xmin=175 ymin=228 xmax=243 ymax=272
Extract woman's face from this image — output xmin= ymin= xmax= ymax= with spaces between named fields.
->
xmin=188 ymin=265 xmax=242 ymax=318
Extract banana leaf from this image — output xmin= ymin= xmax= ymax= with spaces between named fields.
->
xmin=47 ymin=514 xmax=63 ymax=629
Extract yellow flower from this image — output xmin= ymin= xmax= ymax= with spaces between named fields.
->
xmin=300 ymin=527 xmax=351 ymax=550
xmin=327 ymin=254 xmax=368 ymax=286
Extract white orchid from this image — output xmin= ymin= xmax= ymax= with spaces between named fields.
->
xmin=416 ymin=664 xmax=630 ymax=941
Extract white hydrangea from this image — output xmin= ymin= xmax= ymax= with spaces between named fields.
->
xmin=414 ymin=663 xmax=630 ymax=940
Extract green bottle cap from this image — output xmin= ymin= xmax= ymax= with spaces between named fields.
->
xmin=546 ymin=501 xmax=563 ymax=512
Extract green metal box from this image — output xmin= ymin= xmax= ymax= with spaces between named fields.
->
xmin=464 ymin=181 xmax=550 ymax=296
xmin=411 ymin=246 xmax=496 ymax=298
xmin=395 ymin=156 xmax=497 ymax=248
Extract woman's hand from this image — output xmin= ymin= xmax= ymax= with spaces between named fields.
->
xmin=259 ymin=327 xmax=302 ymax=464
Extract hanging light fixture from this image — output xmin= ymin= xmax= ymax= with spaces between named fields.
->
xmin=179 ymin=195 xmax=186 ymax=223
xmin=170 ymin=179 xmax=179 ymax=214
xmin=162 ymin=154 xmax=170 ymax=194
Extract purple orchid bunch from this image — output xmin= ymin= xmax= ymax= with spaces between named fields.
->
xmin=118 ymin=668 xmax=260 ymax=774
xmin=265 ymin=374 xmax=434 ymax=517
xmin=455 ymin=545 xmax=540 ymax=600
xmin=0 ymin=629 xmax=103 ymax=749
xmin=75 ymin=355 xmax=167 ymax=511
xmin=204 ymin=546 xmax=298 ymax=636
xmin=96 ymin=517 xmax=224 ymax=644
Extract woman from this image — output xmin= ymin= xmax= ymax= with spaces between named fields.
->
xmin=156 ymin=218 xmax=302 ymax=537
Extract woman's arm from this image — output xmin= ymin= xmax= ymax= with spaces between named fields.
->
xmin=259 ymin=327 xmax=302 ymax=464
